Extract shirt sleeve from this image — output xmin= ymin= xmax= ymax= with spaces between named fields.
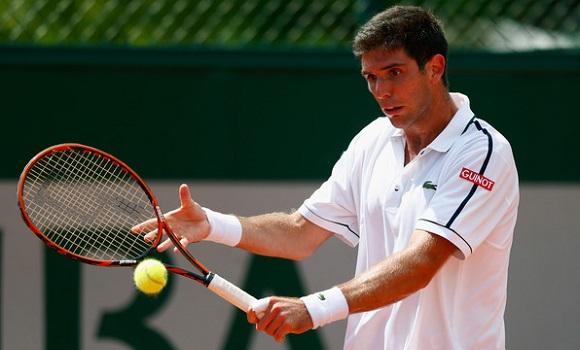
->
xmin=415 ymin=132 xmax=519 ymax=259
xmin=298 ymin=139 xmax=360 ymax=247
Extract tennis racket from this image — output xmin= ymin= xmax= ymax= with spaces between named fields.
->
xmin=17 ymin=143 xmax=258 ymax=313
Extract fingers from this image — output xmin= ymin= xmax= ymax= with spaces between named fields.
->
xmin=156 ymin=235 xmax=191 ymax=253
xmin=131 ymin=217 xmax=158 ymax=234
xmin=179 ymin=184 xmax=195 ymax=209
xmin=260 ymin=305 xmax=289 ymax=343
xmin=132 ymin=218 xmax=160 ymax=247
xmin=256 ymin=301 xmax=280 ymax=332
xmin=266 ymin=316 xmax=286 ymax=343
xmin=249 ymin=297 xmax=312 ymax=343
xmin=274 ymin=324 xmax=291 ymax=343
xmin=247 ymin=310 xmax=258 ymax=324
xmin=250 ymin=298 xmax=269 ymax=319
xmin=256 ymin=302 xmax=288 ymax=343
xmin=141 ymin=184 xmax=207 ymax=253
xmin=157 ymin=237 xmax=174 ymax=252
xmin=247 ymin=297 xmax=269 ymax=324
xmin=172 ymin=236 xmax=190 ymax=253
xmin=144 ymin=229 xmax=159 ymax=242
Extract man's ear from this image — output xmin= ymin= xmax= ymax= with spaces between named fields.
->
xmin=427 ymin=54 xmax=446 ymax=84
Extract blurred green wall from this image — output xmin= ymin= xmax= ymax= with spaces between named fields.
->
xmin=2 ymin=47 xmax=579 ymax=182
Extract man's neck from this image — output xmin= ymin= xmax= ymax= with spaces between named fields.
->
xmin=404 ymin=91 xmax=458 ymax=164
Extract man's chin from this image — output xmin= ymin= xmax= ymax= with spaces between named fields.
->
xmin=385 ymin=113 xmax=408 ymax=129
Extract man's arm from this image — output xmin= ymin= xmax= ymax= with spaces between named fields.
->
xmin=249 ymin=229 xmax=457 ymax=342
xmin=237 ymin=212 xmax=333 ymax=261
xmin=147 ymin=184 xmax=333 ymax=261
xmin=339 ymin=229 xmax=456 ymax=312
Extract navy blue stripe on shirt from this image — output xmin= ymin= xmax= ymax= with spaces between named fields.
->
xmin=418 ymin=218 xmax=473 ymax=254
xmin=303 ymin=204 xmax=359 ymax=238
xmin=446 ymin=120 xmax=493 ymax=229
xmin=461 ymin=116 xmax=476 ymax=135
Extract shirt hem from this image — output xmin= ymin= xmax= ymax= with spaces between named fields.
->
xmin=298 ymin=204 xmax=359 ymax=247
xmin=416 ymin=218 xmax=472 ymax=259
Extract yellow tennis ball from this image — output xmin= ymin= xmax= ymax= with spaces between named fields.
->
xmin=133 ymin=259 xmax=168 ymax=295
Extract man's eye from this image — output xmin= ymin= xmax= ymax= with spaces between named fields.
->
xmin=390 ymin=69 xmax=401 ymax=77
xmin=365 ymin=74 xmax=377 ymax=82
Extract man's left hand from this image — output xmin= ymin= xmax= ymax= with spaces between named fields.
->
xmin=247 ymin=296 xmax=314 ymax=342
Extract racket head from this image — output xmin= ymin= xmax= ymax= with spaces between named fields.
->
xmin=17 ymin=143 xmax=163 ymax=266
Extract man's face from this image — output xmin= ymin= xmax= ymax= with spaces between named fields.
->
xmin=361 ymin=47 xmax=435 ymax=131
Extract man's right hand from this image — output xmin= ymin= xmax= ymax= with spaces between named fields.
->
xmin=132 ymin=184 xmax=211 ymax=253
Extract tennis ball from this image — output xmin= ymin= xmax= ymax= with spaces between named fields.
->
xmin=133 ymin=259 xmax=168 ymax=295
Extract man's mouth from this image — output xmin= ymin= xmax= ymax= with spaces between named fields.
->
xmin=382 ymin=106 xmax=403 ymax=114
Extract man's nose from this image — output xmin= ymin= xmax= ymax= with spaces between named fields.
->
xmin=372 ymin=78 xmax=392 ymax=100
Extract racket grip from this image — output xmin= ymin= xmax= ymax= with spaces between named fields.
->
xmin=207 ymin=273 xmax=257 ymax=312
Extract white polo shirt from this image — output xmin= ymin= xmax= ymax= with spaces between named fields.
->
xmin=298 ymin=93 xmax=519 ymax=350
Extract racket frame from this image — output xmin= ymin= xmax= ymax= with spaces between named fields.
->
xmin=17 ymin=143 xmax=211 ymax=284
xmin=17 ymin=143 xmax=258 ymax=312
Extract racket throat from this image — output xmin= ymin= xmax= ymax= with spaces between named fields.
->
xmin=205 ymin=272 xmax=216 ymax=286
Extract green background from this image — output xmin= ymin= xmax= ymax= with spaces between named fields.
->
xmin=3 ymin=47 xmax=579 ymax=182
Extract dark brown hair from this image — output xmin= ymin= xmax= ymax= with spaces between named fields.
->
xmin=353 ymin=6 xmax=449 ymax=86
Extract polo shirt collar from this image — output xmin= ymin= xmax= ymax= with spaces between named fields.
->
xmin=390 ymin=93 xmax=474 ymax=153
xmin=427 ymin=93 xmax=474 ymax=153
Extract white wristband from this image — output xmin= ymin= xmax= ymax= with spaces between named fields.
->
xmin=202 ymin=208 xmax=242 ymax=247
xmin=301 ymin=286 xmax=349 ymax=329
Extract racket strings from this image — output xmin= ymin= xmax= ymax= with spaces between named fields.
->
xmin=28 ymin=153 xmax=121 ymax=256
xmin=22 ymin=148 xmax=156 ymax=261
xmin=27 ymin=151 xmax=150 ymax=260
xmin=57 ymin=151 xmax=148 ymax=258
xmin=26 ymin=152 xmax=124 ymax=258
xmin=27 ymin=152 xmax=115 ymax=254
xmin=60 ymin=150 xmax=152 ymax=259
xmin=62 ymin=152 xmax=142 ymax=258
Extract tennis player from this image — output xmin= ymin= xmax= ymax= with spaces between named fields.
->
xmin=156 ymin=5 xmax=519 ymax=349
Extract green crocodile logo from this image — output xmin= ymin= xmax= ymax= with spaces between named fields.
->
xmin=423 ymin=181 xmax=437 ymax=190
xmin=317 ymin=293 xmax=326 ymax=301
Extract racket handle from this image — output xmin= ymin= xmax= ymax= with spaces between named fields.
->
xmin=207 ymin=273 xmax=257 ymax=312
